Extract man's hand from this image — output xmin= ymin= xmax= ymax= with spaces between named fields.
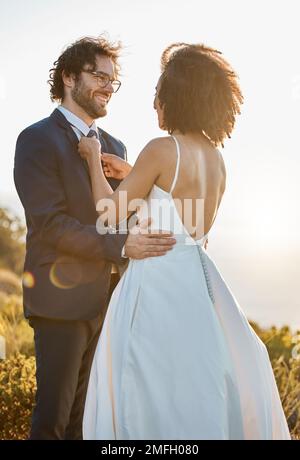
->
xmin=124 ymin=218 xmax=176 ymax=259
xmin=101 ymin=153 xmax=132 ymax=180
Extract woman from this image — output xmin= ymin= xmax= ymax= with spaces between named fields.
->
xmin=81 ymin=43 xmax=290 ymax=440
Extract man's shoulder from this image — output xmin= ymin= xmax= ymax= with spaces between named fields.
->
xmin=17 ymin=113 xmax=57 ymax=142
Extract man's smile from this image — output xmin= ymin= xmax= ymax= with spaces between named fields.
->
xmin=94 ymin=93 xmax=110 ymax=105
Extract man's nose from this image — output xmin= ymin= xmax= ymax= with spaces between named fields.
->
xmin=105 ymin=82 xmax=114 ymax=94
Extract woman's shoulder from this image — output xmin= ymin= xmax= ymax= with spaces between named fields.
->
xmin=144 ymin=135 xmax=175 ymax=150
xmin=140 ymin=136 xmax=177 ymax=164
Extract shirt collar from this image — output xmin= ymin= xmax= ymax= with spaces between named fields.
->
xmin=57 ymin=105 xmax=98 ymax=136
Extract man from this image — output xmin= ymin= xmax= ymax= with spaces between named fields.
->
xmin=14 ymin=36 xmax=176 ymax=440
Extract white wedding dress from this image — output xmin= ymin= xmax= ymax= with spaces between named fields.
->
xmin=83 ymin=136 xmax=291 ymax=440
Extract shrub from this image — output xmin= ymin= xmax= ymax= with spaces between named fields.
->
xmin=0 ymin=354 xmax=36 ymax=440
xmin=251 ymin=321 xmax=300 ymax=438
xmin=251 ymin=321 xmax=297 ymax=363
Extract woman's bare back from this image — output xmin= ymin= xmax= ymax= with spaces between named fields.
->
xmin=155 ymin=134 xmax=226 ymax=238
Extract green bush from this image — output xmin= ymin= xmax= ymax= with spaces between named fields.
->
xmin=0 ymin=354 xmax=36 ymax=440
xmin=251 ymin=321 xmax=300 ymax=438
xmin=250 ymin=321 xmax=297 ymax=363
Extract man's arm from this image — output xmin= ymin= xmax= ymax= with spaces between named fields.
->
xmin=14 ymin=127 xmax=127 ymax=265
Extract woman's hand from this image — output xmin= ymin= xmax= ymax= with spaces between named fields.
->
xmin=78 ymin=137 xmax=101 ymax=162
xmin=101 ymin=153 xmax=132 ymax=180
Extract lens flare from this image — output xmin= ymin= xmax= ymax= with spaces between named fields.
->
xmin=49 ymin=261 xmax=82 ymax=290
xmin=22 ymin=272 xmax=35 ymax=288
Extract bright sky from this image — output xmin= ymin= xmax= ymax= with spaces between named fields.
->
xmin=1 ymin=0 xmax=300 ymax=329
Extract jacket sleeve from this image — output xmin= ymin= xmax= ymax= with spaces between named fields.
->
xmin=14 ymin=127 xmax=128 ymax=265
xmin=122 ymin=142 xmax=128 ymax=162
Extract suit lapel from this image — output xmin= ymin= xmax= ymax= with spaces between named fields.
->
xmin=51 ymin=109 xmax=92 ymax=180
xmin=66 ymin=123 xmax=91 ymax=178
xmin=97 ymin=127 xmax=108 ymax=153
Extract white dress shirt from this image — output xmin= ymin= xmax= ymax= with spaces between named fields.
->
xmin=58 ymin=105 xmax=99 ymax=139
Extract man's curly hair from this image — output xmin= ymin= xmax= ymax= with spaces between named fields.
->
xmin=48 ymin=36 xmax=122 ymax=102
xmin=158 ymin=43 xmax=243 ymax=147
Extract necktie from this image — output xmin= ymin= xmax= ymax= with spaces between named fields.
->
xmin=81 ymin=129 xmax=100 ymax=173
xmin=87 ymin=129 xmax=98 ymax=139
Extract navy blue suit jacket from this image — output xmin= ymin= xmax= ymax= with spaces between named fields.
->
xmin=14 ymin=108 xmax=128 ymax=320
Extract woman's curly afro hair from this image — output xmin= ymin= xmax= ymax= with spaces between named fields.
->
xmin=158 ymin=43 xmax=243 ymax=147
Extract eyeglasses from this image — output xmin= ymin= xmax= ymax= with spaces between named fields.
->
xmin=82 ymin=70 xmax=121 ymax=93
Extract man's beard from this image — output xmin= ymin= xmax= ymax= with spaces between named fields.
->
xmin=71 ymin=79 xmax=107 ymax=119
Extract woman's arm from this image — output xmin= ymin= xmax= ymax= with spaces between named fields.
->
xmin=102 ymin=152 xmax=133 ymax=180
xmin=78 ymin=136 xmax=164 ymax=226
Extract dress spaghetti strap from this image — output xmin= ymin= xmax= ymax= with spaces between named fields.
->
xmin=169 ymin=135 xmax=181 ymax=195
